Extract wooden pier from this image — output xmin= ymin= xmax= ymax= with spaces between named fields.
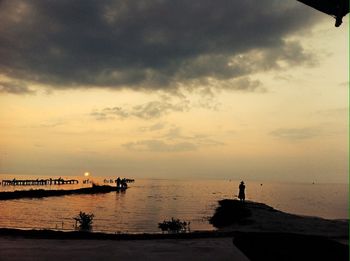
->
xmin=1 ymin=178 xmax=79 ymax=186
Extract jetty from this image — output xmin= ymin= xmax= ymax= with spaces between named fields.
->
xmin=103 ymin=178 xmax=135 ymax=184
xmin=0 ymin=184 xmax=126 ymax=200
xmin=1 ymin=178 xmax=79 ymax=186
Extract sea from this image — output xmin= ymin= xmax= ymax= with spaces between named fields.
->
xmin=0 ymin=175 xmax=348 ymax=233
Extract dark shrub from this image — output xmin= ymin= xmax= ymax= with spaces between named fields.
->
xmin=74 ymin=211 xmax=94 ymax=231
xmin=158 ymin=218 xmax=190 ymax=233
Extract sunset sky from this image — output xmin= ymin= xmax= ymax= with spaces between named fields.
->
xmin=0 ymin=1 xmax=348 ymax=182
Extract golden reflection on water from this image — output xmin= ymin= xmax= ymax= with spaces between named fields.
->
xmin=0 ymin=175 xmax=348 ymax=233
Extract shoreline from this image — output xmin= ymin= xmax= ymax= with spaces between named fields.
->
xmin=0 ymin=200 xmax=348 ymax=260
xmin=0 ymin=226 xmax=347 ymax=242
xmin=0 ymin=227 xmax=236 ymax=240
xmin=0 ymin=200 xmax=347 ymax=241
xmin=0 ymin=228 xmax=348 ymax=261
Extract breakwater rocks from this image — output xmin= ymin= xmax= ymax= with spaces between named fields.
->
xmin=0 ymin=185 xmax=126 ymax=200
xmin=210 ymin=199 xmax=348 ymax=239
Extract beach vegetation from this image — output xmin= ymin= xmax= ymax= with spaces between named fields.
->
xmin=158 ymin=217 xmax=190 ymax=233
xmin=74 ymin=211 xmax=94 ymax=231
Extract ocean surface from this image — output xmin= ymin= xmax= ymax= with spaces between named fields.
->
xmin=0 ymin=175 xmax=348 ymax=233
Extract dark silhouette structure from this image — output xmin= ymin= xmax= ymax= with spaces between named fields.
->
xmin=0 ymin=184 xmax=127 ymax=200
xmin=297 ymin=0 xmax=349 ymax=27
xmin=1 ymin=178 xmax=78 ymax=186
xmin=238 ymin=181 xmax=245 ymax=202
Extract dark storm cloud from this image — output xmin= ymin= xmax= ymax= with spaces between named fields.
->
xmin=0 ymin=0 xmax=321 ymax=92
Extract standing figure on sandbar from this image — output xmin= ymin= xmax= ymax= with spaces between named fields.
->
xmin=238 ymin=181 xmax=246 ymax=202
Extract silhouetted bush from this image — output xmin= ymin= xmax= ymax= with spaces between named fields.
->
xmin=74 ymin=211 xmax=94 ymax=231
xmin=158 ymin=218 xmax=190 ymax=233
xmin=209 ymin=199 xmax=252 ymax=228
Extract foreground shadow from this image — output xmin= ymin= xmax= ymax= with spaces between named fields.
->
xmin=233 ymin=231 xmax=349 ymax=261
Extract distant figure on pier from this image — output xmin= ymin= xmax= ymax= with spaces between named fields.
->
xmin=121 ymin=178 xmax=127 ymax=189
xmin=238 ymin=181 xmax=245 ymax=202
xmin=116 ymin=177 xmax=121 ymax=188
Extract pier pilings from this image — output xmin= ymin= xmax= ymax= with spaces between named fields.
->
xmin=1 ymin=178 xmax=79 ymax=186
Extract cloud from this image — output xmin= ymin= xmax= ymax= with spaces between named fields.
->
xmin=0 ymin=80 xmax=35 ymax=94
xmin=90 ymin=111 xmax=115 ymax=121
xmin=39 ymin=120 xmax=66 ymax=128
xmin=91 ymin=98 xmax=190 ymax=120
xmin=139 ymin=122 xmax=166 ymax=132
xmin=0 ymin=0 xmax=321 ymax=92
xmin=217 ymin=77 xmax=264 ymax=92
xmin=270 ymin=127 xmax=320 ymax=140
xmin=123 ymin=126 xmax=224 ymax=152
xmin=122 ymin=140 xmax=197 ymax=152
xmin=164 ymin=127 xmax=225 ymax=146
xmin=315 ymin=108 xmax=348 ymax=118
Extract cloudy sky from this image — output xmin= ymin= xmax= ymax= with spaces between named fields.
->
xmin=0 ymin=0 xmax=348 ymax=182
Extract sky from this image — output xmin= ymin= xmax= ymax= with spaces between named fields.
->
xmin=0 ymin=0 xmax=348 ymax=183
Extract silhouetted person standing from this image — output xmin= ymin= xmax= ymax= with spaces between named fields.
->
xmin=238 ymin=181 xmax=245 ymax=202
xmin=121 ymin=178 xmax=127 ymax=189
xmin=116 ymin=177 xmax=121 ymax=188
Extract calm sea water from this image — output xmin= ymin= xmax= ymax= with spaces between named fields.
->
xmin=0 ymin=175 xmax=348 ymax=233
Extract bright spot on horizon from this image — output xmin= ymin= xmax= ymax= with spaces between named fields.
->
xmin=84 ymin=172 xmax=90 ymax=177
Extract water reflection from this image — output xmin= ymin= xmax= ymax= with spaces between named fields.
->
xmin=0 ymin=176 xmax=348 ymax=233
